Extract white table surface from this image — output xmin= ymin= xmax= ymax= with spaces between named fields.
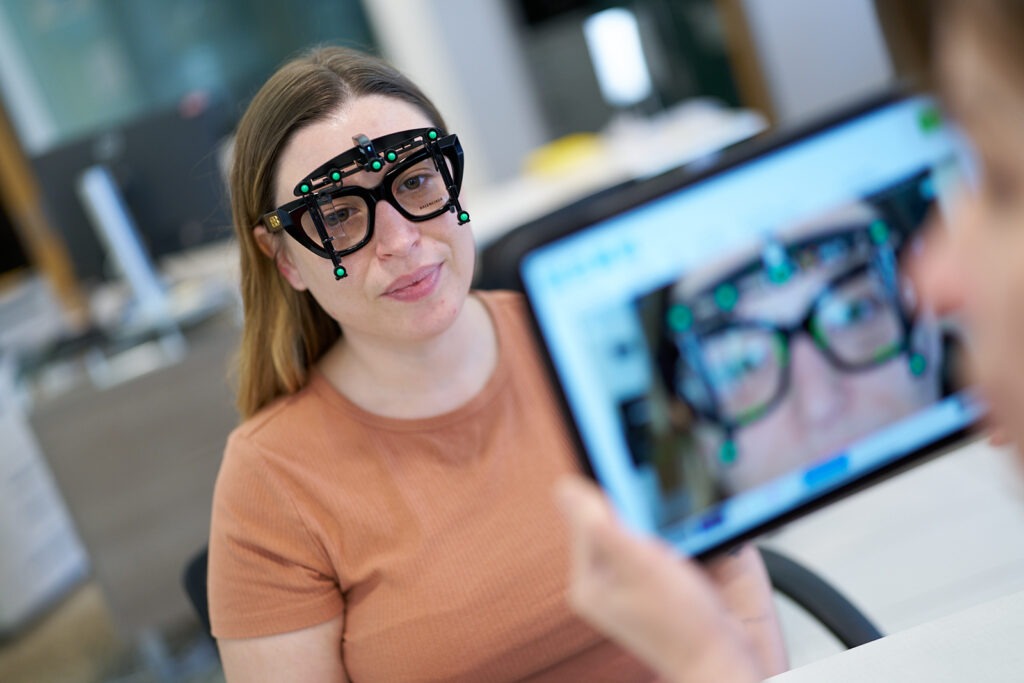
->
xmin=768 ymin=588 xmax=1024 ymax=682
xmin=761 ymin=437 xmax=1024 ymax=667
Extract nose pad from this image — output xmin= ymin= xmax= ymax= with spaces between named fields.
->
xmin=373 ymin=201 xmax=421 ymax=258
xmin=787 ymin=334 xmax=847 ymax=424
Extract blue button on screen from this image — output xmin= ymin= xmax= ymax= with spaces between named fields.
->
xmin=803 ymin=454 xmax=850 ymax=488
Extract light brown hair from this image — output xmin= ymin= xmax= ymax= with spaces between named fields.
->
xmin=876 ymin=0 xmax=1024 ymax=89
xmin=230 ymin=46 xmax=447 ymax=418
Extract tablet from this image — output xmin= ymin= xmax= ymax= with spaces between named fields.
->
xmin=517 ymin=92 xmax=982 ymax=558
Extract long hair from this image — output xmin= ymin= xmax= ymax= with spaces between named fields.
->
xmin=230 ymin=46 xmax=447 ymax=419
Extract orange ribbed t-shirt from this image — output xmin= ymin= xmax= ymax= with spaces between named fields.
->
xmin=208 ymin=291 xmax=657 ymax=682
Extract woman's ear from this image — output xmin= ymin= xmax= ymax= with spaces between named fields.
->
xmin=253 ymin=224 xmax=308 ymax=292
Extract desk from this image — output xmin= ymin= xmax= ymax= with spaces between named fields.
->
xmin=768 ymin=589 xmax=1024 ymax=682
xmin=761 ymin=438 xmax=1024 ymax=667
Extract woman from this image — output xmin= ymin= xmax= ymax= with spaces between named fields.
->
xmin=557 ymin=0 xmax=1024 ymax=680
xmin=207 ymin=46 xmax=787 ymax=682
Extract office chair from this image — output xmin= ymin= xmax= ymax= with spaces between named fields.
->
xmin=758 ymin=546 xmax=882 ymax=648
xmin=183 ymin=546 xmax=212 ymax=638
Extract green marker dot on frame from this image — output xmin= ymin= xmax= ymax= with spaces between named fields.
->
xmin=335 ymin=266 xmax=347 ymax=278
xmin=386 ymin=151 xmax=398 ymax=162
xmin=299 ymin=183 xmax=311 ymax=194
xmin=458 ymin=212 xmax=470 ymax=222
xmin=428 ymin=130 xmax=438 ymax=140
xmin=719 ymin=440 xmax=738 ymax=465
xmin=330 ymin=171 xmax=341 ymax=182
xmin=909 ymin=353 xmax=927 ymax=376
xmin=714 ymin=283 xmax=739 ymax=311
xmin=870 ymin=220 xmax=889 ymax=244
xmin=371 ymin=160 xmax=383 ymax=171
xmin=768 ymin=263 xmax=792 ymax=284
xmin=667 ymin=305 xmax=693 ymax=332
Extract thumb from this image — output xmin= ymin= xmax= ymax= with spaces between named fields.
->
xmin=555 ymin=476 xmax=622 ymax=574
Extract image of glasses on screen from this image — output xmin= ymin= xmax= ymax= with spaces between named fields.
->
xmin=616 ymin=170 xmax=962 ymax=526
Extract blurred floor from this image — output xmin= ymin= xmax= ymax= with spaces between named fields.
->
xmin=0 ymin=577 xmax=225 ymax=683
xmin=1 ymin=298 xmax=238 ymax=682
xmin=0 ymin=582 xmax=122 ymax=683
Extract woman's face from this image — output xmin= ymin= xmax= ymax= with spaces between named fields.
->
xmin=267 ymin=94 xmax=476 ymax=345
xmin=917 ymin=16 xmax=1024 ymax=453
xmin=684 ymin=203 xmax=941 ymax=493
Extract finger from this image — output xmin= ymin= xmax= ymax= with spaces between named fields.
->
xmin=989 ymin=426 xmax=1011 ymax=446
xmin=555 ymin=476 xmax=619 ymax=578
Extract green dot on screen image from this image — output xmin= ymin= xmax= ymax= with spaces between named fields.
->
xmin=768 ymin=264 xmax=792 ymax=284
xmin=870 ymin=220 xmax=890 ymax=244
xmin=667 ymin=305 xmax=693 ymax=332
xmin=719 ymin=441 xmax=738 ymax=465
xmin=910 ymin=353 xmax=927 ymax=376
xmin=715 ymin=284 xmax=739 ymax=311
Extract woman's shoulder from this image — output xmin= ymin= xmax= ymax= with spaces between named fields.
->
xmin=474 ymin=287 xmax=525 ymax=309
xmin=214 ymin=377 xmax=345 ymax=519
xmin=474 ymin=288 xmax=529 ymax=329
xmin=223 ymin=377 xmax=334 ymax=467
xmin=231 ymin=381 xmax=315 ymax=435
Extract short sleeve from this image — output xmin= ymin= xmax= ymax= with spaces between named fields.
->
xmin=208 ymin=429 xmax=344 ymax=639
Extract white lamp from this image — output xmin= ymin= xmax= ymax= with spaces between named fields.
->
xmin=583 ymin=7 xmax=655 ymax=111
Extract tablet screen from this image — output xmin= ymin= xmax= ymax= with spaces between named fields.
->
xmin=519 ymin=94 xmax=981 ymax=557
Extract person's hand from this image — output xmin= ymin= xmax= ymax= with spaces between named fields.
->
xmin=556 ymin=476 xmax=788 ymax=683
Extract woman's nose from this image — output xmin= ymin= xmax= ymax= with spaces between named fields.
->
xmin=373 ymin=200 xmax=421 ymax=258
xmin=788 ymin=335 xmax=847 ymax=424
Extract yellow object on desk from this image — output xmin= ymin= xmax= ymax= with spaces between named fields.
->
xmin=523 ymin=133 xmax=606 ymax=178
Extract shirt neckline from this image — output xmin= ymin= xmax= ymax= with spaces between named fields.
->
xmin=308 ymin=291 xmax=512 ymax=433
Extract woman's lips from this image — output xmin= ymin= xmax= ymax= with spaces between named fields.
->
xmin=383 ymin=264 xmax=442 ymax=301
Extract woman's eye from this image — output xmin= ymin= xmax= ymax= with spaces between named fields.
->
xmin=822 ymin=296 xmax=879 ymax=328
xmin=324 ymin=205 xmax=354 ymax=227
xmin=401 ymin=175 xmax=426 ymax=191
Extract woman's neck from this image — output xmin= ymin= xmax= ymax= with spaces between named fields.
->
xmin=318 ymin=294 xmax=498 ymax=419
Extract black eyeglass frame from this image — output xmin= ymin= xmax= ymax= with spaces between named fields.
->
xmin=674 ymin=259 xmax=918 ymax=433
xmin=261 ymin=128 xmax=469 ymax=279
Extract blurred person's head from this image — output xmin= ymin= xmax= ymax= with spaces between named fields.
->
xmin=660 ymin=191 xmax=941 ymax=493
xmin=228 ymin=46 xmax=452 ymax=418
xmin=894 ymin=0 xmax=1024 ymax=457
